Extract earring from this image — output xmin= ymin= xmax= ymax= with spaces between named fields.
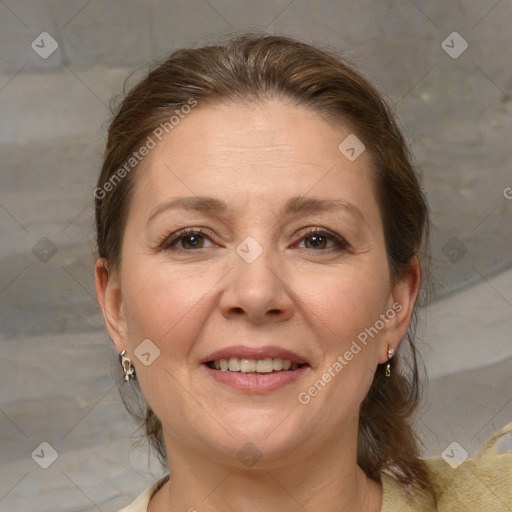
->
xmin=120 ymin=350 xmax=136 ymax=382
xmin=385 ymin=347 xmax=394 ymax=378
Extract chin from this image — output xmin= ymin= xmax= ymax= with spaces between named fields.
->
xmin=199 ymin=418 xmax=310 ymax=467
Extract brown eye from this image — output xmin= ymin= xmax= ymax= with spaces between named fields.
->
xmin=160 ymin=228 xmax=215 ymax=251
xmin=304 ymin=233 xmax=329 ymax=249
xmin=296 ymin=228 xmax=349 ymax=251
xmin=178 ymin=233 xmax=205 ymax=249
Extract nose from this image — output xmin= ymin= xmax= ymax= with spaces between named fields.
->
xmin=220 ymin=240 xmax=294 ymax=325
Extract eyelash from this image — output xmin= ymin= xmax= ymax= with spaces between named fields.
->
xmin=157 ymin=227 xmax=350 ymax=253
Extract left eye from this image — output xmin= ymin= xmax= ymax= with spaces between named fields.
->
xmin=295 ymin=228 xmax=349 ymax=251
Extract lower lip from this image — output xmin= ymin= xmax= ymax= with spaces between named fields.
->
xmin=202 ymin=364 xmax=310 ymax=393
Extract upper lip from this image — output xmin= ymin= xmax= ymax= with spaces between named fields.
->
xmin=202 ymin=345 xmax=309 ymax=365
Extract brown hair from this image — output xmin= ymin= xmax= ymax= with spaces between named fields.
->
xmin=95 ymin=34 xmax=432 ymax=494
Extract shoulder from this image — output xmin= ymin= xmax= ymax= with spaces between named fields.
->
xmin=118 ymin=475 xmax=169 ymax=512
xmin=381 ymin=422 xmax=512 ymax=512
xmin=426 ymin=421 xmax=512 ymax=511
xmin=380 ymin=472 xmax=436 ymax=511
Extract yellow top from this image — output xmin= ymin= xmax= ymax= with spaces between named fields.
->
xmin=119 ymin=422 xmax=512 ymax=512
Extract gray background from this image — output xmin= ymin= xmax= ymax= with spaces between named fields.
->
xmin=0 ymin=1 xmax=511 ymax=510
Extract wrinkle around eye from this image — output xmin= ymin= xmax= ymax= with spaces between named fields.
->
xmin=152 ymin=227 xmax=362 ymax=261
xmin=144 ymin=211 xmax=374 ymax=257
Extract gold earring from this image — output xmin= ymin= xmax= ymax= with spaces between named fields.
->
xmin=386 ymin=347 xmax=394 ymax=378
xmin=120 ymin=350 xmax=136 ymax=382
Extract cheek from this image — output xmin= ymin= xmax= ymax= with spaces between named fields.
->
xmin=298 ymin=260 xmax=390 ymax=401
xmin=118 ymin=263 xmax=211 ymax=415
xmin=298 ymin=275 xmax=385 ymax=425
xmin=305 ymin=261 xmax=390 ymax=338
xmin=122 ymin=261 xmax=201 ymax=333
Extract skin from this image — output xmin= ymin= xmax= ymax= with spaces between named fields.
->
xmin=95 ymin=99 xmax=420 ymax=512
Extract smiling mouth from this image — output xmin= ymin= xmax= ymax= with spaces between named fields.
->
xmin=205 ymin=357 xmax=309 ymax=373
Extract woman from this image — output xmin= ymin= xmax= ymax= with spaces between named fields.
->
xmin=94 ymin=34 xmax=511 ymax=511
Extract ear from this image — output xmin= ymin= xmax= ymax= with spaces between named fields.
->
xmin=95 ymin=258 xmax=128 ymax=354
xmin=378 ymin=256 xmax=421 ymax=364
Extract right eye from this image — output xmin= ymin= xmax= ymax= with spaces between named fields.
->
xmin=159 ymin=228 xmax=217 ymax=251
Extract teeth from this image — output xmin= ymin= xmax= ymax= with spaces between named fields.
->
xmin=211 ymin=357 xmax=302 ymax=373
xmin=228 ymin=357 xmax=240 ymax=371
xmin=256 ymin=358 xmax=273 ymax=373
xmin=272 ymin=358 xmax=284 ymax=371
xmin=240 ymin=358 xmax=256 ymax=372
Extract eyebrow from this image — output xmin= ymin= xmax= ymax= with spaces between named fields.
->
xmin=147 ymin=195 xmax=367 ymax=226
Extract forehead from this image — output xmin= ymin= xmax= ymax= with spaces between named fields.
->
xmin=130 ymin=100 xmax=381 ymax=226
xmin=152 ymin=99 xmax=360 ymax=163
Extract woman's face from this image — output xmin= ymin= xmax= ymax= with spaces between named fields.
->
xmin=98 ymin=99 xmax=417 ymax=467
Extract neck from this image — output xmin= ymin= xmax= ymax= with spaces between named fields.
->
xmin=149 ymin=424 xmax=382 ymax=512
